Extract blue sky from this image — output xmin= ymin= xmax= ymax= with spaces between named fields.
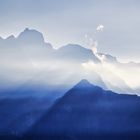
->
xmin=0 ymin=0 xmax=140 ymax=62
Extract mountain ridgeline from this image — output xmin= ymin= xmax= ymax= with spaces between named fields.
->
xmin=0 ymin=28 xmax=140 ymax=140
xmin=0 ymin=28 xmax=119 ymax=63
xmin=0 ymin=28 xmax=139 ymax=95
xmin=23 ymin=80 xmax=140 ymax=140
xmin=1 ymin=28 xmax=140 ymax=65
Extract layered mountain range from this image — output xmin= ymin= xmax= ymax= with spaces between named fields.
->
xmin=0 ymin=28 xmax=118 ymax=63
xmin=0 ymin=28 xmax=139 ymax=96
xmin=0 ymin=29 xmax=140 ymax=139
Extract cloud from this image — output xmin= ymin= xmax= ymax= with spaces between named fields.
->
xmin=96 ymin=24 xmax=104 ymax=32
xmin=82 ymin=60 xmax=140 ymax=91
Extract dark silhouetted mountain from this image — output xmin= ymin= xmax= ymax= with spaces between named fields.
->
xmin=26 ymin=80 xmax=140 ymax=140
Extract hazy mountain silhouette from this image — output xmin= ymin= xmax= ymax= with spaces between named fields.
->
xmin=55 ymin=44 xmax=100 ymax=63
xmin=0 ymin=28 xmax=139 ymax=95
xmin=0 ymin=28 xmax=102 ymax=63
xmin=0 ymin=28 xmax=139 ymax=66
xmin=1 ymin=28 xmax=137 ymax=65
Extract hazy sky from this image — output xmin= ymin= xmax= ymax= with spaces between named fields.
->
xmin=0 ymin=0 xmax=140 ymax=62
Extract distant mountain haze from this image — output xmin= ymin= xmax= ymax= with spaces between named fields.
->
xmin=0 ymin=28 xmax=140 ymax=96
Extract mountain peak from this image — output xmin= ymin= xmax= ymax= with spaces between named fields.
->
xmin=74 ymin=79 xmax=95 ymax=89
xmin=61 ymin=44 xmax=90 ymax=51
xmin=77 ymin=79 xmax=91 ymax=86
xmin=20 ymin=28 xmax=43 ymax=36
xmin=17 ymin=28 xmax=45 ymax=45
xmin=57 ymin=44 xmax=100 ymax=63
